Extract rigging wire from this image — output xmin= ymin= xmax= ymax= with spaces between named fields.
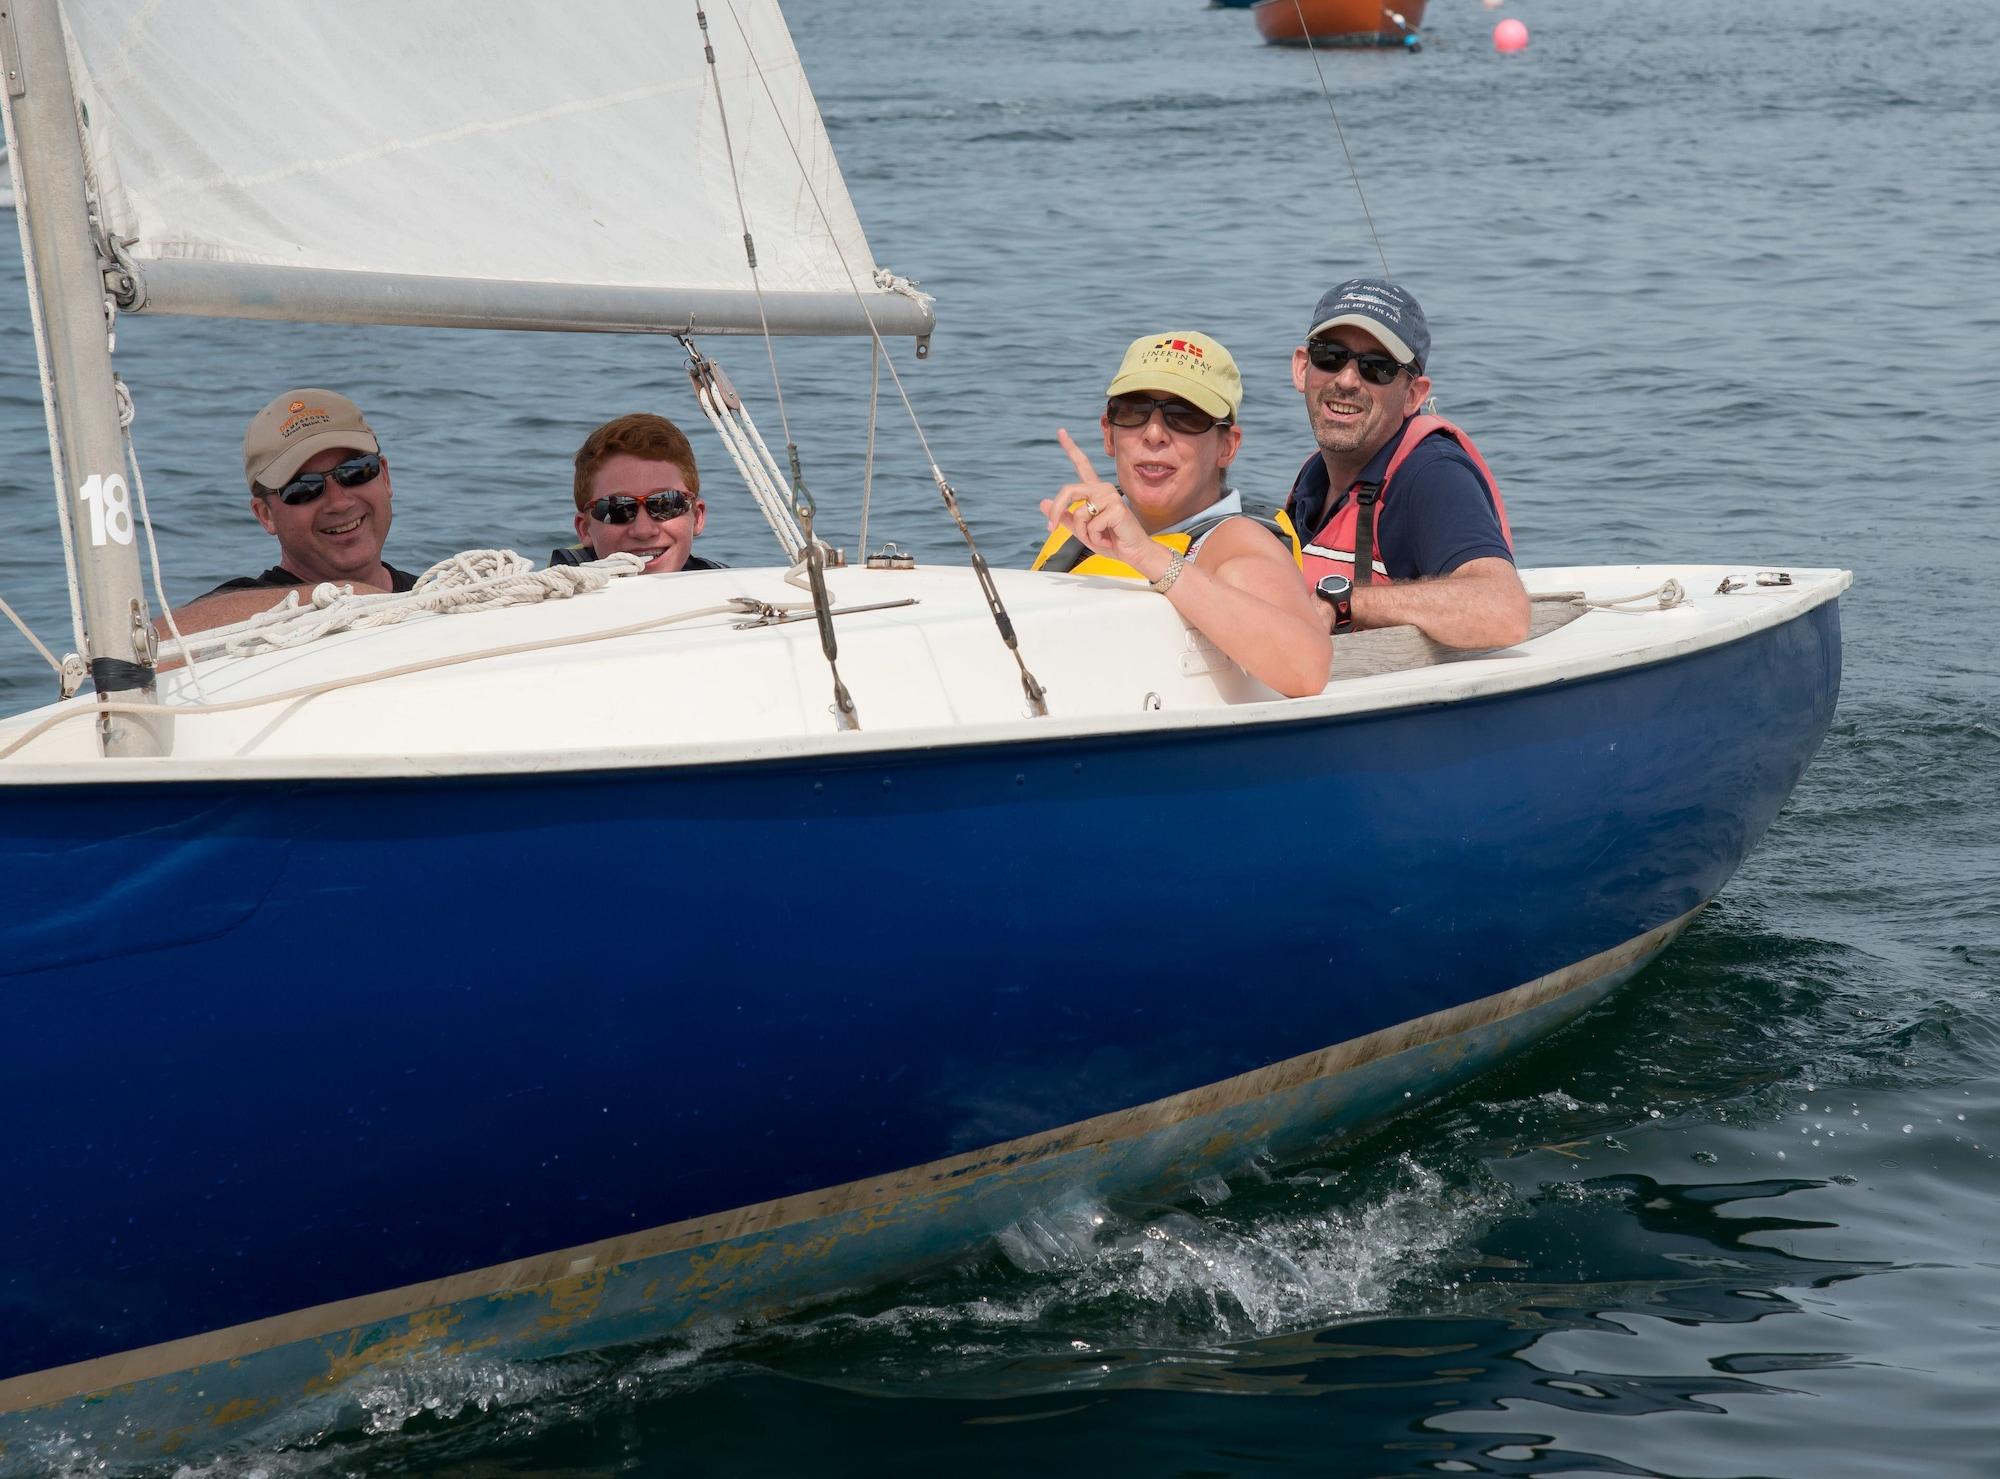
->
xmin=1290 ymin=3 xmax=1441 ymax=414
xmin=714 ymin=0 xmax=1049 ymax=719
xmin=696 ymin=0 xmax=859 ymax=730
xmin=1291 ymin=0 xmax=1393 ymax=280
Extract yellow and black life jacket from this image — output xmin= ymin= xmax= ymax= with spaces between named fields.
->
xmin=1030 ymin=506 xmax=1288 ymax=580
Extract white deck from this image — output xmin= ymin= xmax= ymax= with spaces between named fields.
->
xmin=0 ymin=563 xmax=1849 ymax=782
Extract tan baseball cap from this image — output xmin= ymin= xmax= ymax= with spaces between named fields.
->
xmin=1105 ymin=331 xmax=1242 ymax=422
xmin=242 ymin=389 xmax=381 ymax=491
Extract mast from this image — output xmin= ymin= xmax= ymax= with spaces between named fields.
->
xmin=2 ymin=0 xmax=162 ymax=756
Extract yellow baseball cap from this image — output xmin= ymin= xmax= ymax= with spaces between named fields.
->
xmin=1105 ymin=331 xmax=1241 ymax=422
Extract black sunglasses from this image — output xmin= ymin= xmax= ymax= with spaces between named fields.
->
xmin=268 ymin=452 xmax=384 ymax=506
xmin=588 ymin=490 xmax=697 ymax=525
xmin=1304 ymin=341 xmax=1412 ymax=386
xmin=1105 ymin=394 xmax=1231 ymax=436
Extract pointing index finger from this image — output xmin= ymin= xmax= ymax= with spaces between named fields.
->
xmin=1056 ymin=427 xmax=1103 ymax=486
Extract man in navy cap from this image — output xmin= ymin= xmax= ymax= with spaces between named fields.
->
xmin=1283 ymin=279 xmax=1529 ymax=650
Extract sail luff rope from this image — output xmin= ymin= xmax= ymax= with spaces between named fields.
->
xmin=697 ymin=0 xmax=859 ymax=732
xmin=114 ymin=375 xmax=209 ymax=703
xmin=1291 ymin=0 xmax=1392 ymax=280
xmin=716 ymin=0 xmax=1049 ymax=719
xmin=0 ymin=79 xmax=90 ymax=659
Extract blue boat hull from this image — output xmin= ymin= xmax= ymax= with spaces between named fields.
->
xmin=0 ymin=600 xmax=1840 ymax=1463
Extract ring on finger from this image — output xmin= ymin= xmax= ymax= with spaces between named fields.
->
xmin=1083 ymin=499 xmax=1101 ymax=516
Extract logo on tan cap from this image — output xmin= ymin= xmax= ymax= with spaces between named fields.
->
xmin=243 ymin=388 xmax=381 ymax=492
xmin=1106 ymin=330 xmax=1241 ymax=422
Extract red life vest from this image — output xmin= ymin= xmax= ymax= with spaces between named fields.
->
xmin=1294 ymin=415 xmax=1513 ymax=587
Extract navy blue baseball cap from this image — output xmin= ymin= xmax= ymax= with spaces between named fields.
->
xmin=1307 ymin=279 xmax=1430 ymax=373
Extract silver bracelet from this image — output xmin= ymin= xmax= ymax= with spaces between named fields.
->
xmin=1150 ymin=551 xmax=1186 ymax=594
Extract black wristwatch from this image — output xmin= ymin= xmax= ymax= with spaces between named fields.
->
xmin=1314 ymin=573 xmax=1355 ymax=634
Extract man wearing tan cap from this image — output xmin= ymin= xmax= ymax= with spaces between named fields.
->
xmin=1031 ymin=331 xmax=1329 ymax=698
xmin=169 ymin=389 xmax=420 ymax=635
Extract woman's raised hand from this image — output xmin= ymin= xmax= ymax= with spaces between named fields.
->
xmin=1038 ymin=429 xmax=1154 ymax=567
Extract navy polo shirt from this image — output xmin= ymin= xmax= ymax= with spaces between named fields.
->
xmin=1285 ymin=420 xmax=1512 ymax=580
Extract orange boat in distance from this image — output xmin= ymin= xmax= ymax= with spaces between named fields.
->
xmin=1252 ymin=0 xmax=1427 ymax=47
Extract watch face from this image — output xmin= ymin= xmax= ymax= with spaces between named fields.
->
xmin=1316 ymin=574 xmax=1352 ymax=601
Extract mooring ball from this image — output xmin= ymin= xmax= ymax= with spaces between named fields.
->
xmin=1494 ymin=17 xmax=1530 ymax=52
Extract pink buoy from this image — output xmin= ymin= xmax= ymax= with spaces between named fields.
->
xmin=1494 ymin=17 xmax=1529 ymax=52
xmin=1482 ymin=0 xmax=1503 ymax=7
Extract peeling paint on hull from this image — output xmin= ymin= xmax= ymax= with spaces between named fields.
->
xmin=1 ymin=921 xmax=1675 ymax=1470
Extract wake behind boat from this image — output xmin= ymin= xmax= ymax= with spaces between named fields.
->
xmin=0 ymin=0 xmax=1844 ymax=1469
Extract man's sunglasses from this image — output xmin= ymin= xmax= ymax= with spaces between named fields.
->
xmin=1304 ymin=341 xmax=1412 ymax=386
xmin=1105 ymin=394 xmax=1230 ymax=436
xmin=588 ymin=490 xmax=697 ymax=525
xmin=267 ymin=452 xmax=384 ymax=506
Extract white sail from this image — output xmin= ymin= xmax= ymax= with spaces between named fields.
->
xmin=58 ymin=0 xmax=931 ymax=336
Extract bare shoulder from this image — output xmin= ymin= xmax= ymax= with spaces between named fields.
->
xmin=1201 ymin=514 xmax=1298 ymax=569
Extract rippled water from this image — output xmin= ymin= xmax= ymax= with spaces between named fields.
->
xmin=6 ymin=0 xmax=1999 ymax=1475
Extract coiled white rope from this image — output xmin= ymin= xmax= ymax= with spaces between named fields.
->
xmin=167 ymin=550 xmax=649 ymax=663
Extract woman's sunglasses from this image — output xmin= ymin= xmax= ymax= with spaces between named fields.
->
xmin=268 ymin=452 xmax=384 ymax=506
xmin=1304 ymin=341 xmax=1411 ymax=386
xmin=1105 ymin=394 xmax=1230 ymax=436
xmin=588 ymin=490 xmax=697 ymax=525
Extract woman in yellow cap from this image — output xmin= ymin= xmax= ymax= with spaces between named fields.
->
xmin=1035 ymin=331 xmax=1330 ymax=698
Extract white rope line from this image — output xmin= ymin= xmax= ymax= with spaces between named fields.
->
xmin=734 ymin=398 xmax=819 ymax=551
xmin=697 ymin=382 xmax=793 ymax=550
xmin=114 ymin=376 xmax=210 ymax=704
xmin=1 ymin=81 xmax=90 ymax=657
xmin=2 ymin=592 xmax=744 ymax=764
xmin=693 ymin=380 xmax=806 ymax=559
xmin=0 ymin=590 xmax=63 ymax=675
xmin=165 ymin=550 xmax=649 ymax=663
xmin=1579 ymin=579 xmax=1687 ymax=613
